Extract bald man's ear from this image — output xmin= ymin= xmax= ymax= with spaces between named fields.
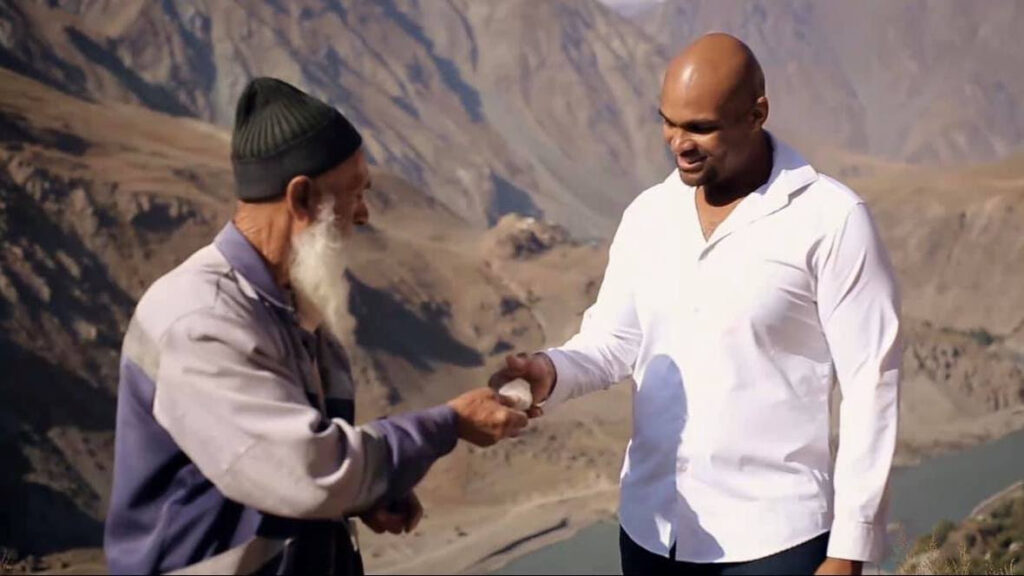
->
xmin=285 ymin=175 xmax=317 ymax=225
xmin=751 ymin=96 xmax=769 ymax=130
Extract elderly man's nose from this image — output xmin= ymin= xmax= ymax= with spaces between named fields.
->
xmin=354 ymin=202 xmax=369 ymax=225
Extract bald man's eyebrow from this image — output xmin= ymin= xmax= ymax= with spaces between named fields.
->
xmin=657 ymin=108 xmax=686 ymax=126
xmin=658 ymin=109 xmax=721 ymax=134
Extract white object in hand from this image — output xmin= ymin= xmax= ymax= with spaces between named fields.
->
xmin=498 ymin=379 xmax=533 ymax=411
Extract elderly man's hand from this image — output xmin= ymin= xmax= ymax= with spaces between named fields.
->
xmin=360 ymin=492 xmax=423 ymax=535
xmin=447 ymin=388 xmax=528 ymax=446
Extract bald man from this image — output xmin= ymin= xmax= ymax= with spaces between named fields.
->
xmin=490 ymin=34 xmax=900 ymax=575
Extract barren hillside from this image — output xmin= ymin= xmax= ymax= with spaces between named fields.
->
xmin=1 ymin=0 xmax=1023 ymax=572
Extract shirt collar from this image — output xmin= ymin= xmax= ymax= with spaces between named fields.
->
xmin=214 ymin=221 xmax=294 ymax=311
xmin=760 ymin=132 xmax=818 ymax=202
xmin=662 ymin=132 xmax=818 ymax=199
xmin=663 ymin=133 xmax=819 ymax=250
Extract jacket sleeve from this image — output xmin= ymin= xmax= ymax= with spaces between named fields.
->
xmin=153 ymin=310 xmax=453 ymax=519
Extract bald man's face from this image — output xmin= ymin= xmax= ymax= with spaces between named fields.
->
xmin=659 ymin=68 xmax=765 ymax=189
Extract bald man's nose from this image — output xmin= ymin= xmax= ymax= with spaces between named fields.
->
xmin=670 ymin=132 xmax=698 ymax=156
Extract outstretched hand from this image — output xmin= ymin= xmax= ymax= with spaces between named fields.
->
xmin=488 ymin=352 xmax=557 ymax=418
xmin=447 ymin=388 xmax=529 ymax=446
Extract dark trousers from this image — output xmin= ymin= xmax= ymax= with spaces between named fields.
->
xmin=620 ymin=526 xmax=830 ymax=575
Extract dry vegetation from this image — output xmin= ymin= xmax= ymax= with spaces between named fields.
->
xmin=900 ymin=483 xmax=1024 ymax=575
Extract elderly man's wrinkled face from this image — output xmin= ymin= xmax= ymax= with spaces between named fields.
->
xmin=288 ymin=149 xmax=371 ymax=339
xmin=315 ymin=148 xmax=372 ymax=239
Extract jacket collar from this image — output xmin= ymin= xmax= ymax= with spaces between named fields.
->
xmin=214 ymin=221 xmax=294 ymax=311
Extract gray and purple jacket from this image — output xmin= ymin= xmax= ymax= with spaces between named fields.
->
xmin=104 ymin=222 xmax=458 ymax=575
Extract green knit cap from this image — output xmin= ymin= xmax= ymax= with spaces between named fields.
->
xmin=231 ymin=77 xmax=363 ymax=201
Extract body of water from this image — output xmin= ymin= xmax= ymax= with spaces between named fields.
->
xmin=495 ymin=428 xmax=1024 ymax=574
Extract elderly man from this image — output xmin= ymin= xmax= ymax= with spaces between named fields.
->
xmin=105 ymin=78 xmax=528 ymax=575
xmin=490 ymin=34 xmax=901 ymax=575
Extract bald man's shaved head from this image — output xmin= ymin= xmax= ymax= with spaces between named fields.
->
xmin=659 ymin=33 xmax=770 ymax=191
xmin=665 ymin=33 xmax=765 ymax=116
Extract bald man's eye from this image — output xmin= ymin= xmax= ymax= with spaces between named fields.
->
xmin=686 ymin=123 xmax=719 ymax=135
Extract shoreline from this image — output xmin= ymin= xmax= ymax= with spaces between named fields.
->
xmin=366 ymin=418 xmax=1024 ymax=575
xmin=365 ymin=483 xmax=619 ymax=575
xmin=969 ymin=480 xmax=1024 ymax=518
xmin=22 ymin=418 xmax=1024 ymax=575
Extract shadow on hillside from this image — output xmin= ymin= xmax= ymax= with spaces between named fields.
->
xmin=375 ymin=0 xmax=484 ymax=122
xmin=64 ymin=26 xmax=190 ymax=117
xmin=348 ymin=273 xmax=483 ymax=371
xmin=1 ymin=167 xmax=136 ymax=355
xmin=486 ymin=173 xmax=543 ymax=227
xmin=0 ymin=340 xmax=111 ymax=556
xmin=0 ymin=444 xmax=104 ymax=556
xmin=0 ymin=338 xmax=116 ymax=433
xmin=0 ymin=111 xmax=89 ymax=156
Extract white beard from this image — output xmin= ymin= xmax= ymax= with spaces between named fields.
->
xmin=288 ymin=197 xmax=355 ymax=343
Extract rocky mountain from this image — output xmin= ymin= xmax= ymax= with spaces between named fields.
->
xmin=4 ymin=0 xmax=1021 ymax=241
xmin=635 ymin=0 xmax=1024 ymax=165
xmin=0 ymin=0 xmax=670 ymax=238
xmin=4 ymin=60 xmax=1023 ymax=571
xmin=0 ymin=64 xmax=234 ymax=563
xmin=0 ymin=66 xmax=612 ymax=571
xmin=1 ymin=0 xmax=1023 ymax=573
xmin=850 ymin=152 xmax=1024 ymax=462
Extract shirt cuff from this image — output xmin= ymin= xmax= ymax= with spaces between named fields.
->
xmin=370 ymin=404 xmax=458 ymax=500
xmin=540 ymin=349 xmax=578 ymax=409
xmin=827 ymin=518 xmax=885 ymax=563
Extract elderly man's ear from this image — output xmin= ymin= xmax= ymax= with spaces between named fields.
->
xmin=285 ymin=175 xmax=317 ymax=225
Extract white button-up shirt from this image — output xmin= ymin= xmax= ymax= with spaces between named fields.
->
xmin=545 ymin=136 xmax=901 ymax=564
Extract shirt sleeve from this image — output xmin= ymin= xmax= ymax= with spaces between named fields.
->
xmin=544 ymin=207 xmax=643 ymax=407
xmin=153 ymin=310 xmax=454 ymax=519
xmin=816 ymin=202 xmax=902 ymax=562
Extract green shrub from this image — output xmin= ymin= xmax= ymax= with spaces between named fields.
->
xmin=968 ymin=328 xmax=997 ymax=347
